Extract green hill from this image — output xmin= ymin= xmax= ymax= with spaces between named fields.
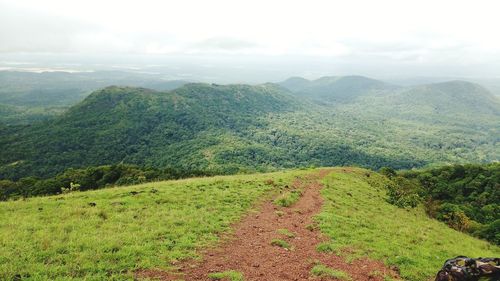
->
xmin=0 ymin=168 xmax=497 ymax=280
xmin=0 ymin=83 xmax=299 ymax=179
xmin=1 ymin=78 xmax=499 ymax=182
xmin=0 ymin=71 xmax=189 ymax=108
xmin=0 ymin=71 xmax=189 ymax=125
xmin=399 ymin=163 xmax=500 ymax=244
xmin=350 ymin=80 xmax=500 ymax=123
xmin=279 ymin=75 xmax=397 ymax=103
xmin=280 ymin=75 xmax=500 ymax=118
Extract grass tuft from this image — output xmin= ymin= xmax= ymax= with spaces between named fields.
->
xmin=275 ymin=210 xmax=285 ymax=217
xmin=208 ymin=270 xmax=244 ymax=281
xmin=316 ymin=242 xmax=336 ymax=253
xmin=310 ymin=264 xmax=352 ymax=280
xmin=274 ymin=190 xmax=302 ymax=207
xmin=277 ymin=228 xmax=295 ymax=238
xmin=271 ymin=239 xmax=291 ymax=250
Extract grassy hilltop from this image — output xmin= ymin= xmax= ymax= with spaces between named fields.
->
xmin=1 ymin=168 xmax=497 ymax=280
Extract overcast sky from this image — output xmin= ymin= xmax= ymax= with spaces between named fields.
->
xmin=1 ymin=0 xmax=500 ymax=79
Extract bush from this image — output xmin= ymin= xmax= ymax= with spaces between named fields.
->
xmin=436 ymin=203 xmax=472 ymax=232
xmin=385 ymin=176 xmax=422 ymax=208
xmin=476 ymin=219 xmax=500 ymax=245
xmin=380 ymin=166 xmax=397 ymax=179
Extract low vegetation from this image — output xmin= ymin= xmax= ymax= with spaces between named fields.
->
xmin=0 ymin=170 xmax=306 ymax=280
xmin=270 ymin=239 xmax=292 ymax=250
xmin=208 ymin=270 xmax=244 ymax=281
xmin=274 ymin=189 xmax=302 ymax=207
xmin=1 ymin=167 xmax=498 ymax=280
xmin=277 ymin=228 xmax=296 ymax=238
xmin=0 ymin=163 xmax=215 ymax=200
xmin=316 ymin=168 xmax=499 ymax=281
xmin=310 ymin=263 xmax=352 ymax=280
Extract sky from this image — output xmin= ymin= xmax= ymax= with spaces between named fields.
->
xmin=1 ymin=0 xmax=500 ymax=81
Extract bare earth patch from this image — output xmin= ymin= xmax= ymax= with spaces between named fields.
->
xmin=137 ymin=170 xmax=398 ymax=280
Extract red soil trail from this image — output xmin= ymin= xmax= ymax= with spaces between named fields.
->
xmin=138 ymin=170 xmax=397 ymax=281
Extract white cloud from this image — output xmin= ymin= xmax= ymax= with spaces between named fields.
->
xmin=1 ymin=0 xmax=500 ymax=76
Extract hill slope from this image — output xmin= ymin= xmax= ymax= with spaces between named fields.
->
xmin=279 ymin=75 xmax=397 ymax=103
xmin=280 ymin=76 xmax=500 ymax=118
xmin=317 ymin=168 xmax=499 ymax=280
xmin=0 ymin=168 xmax=497 ymax=280
xmin=350 ymin=80 xmax=500 ymax=122
xmin=1 ymin=79 xmax=499 ymax=181
xmin=0 ymin=83 xmax=299 ymax=179
xmin=0 ymin=71 xmax=189 ymax=124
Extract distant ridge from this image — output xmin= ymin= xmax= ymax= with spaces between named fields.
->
xmin=279 ymin=76 xmax=500 ymax=115
xmin=279 ymin=75 xmax=398 ymax=103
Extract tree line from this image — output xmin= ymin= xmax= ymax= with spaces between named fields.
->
xmin=381 ymin=163 xmax=500 ymax=245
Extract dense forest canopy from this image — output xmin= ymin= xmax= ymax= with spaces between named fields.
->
xmin=382 ymin=163 xmax=500 ymax=245
xmin=0 ymin=75 xmax=499 ymax=182
xmin=0 ymin=71 xmax=188 ymax=124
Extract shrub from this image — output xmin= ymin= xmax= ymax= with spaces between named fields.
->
xmin=385 ymin=176 xmax=422 ymax=208
xmin=437 ymin=203 xmax=472 ymax=232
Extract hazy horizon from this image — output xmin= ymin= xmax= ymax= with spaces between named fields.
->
xmin=1 ymin=0 xmax=500 ymax=83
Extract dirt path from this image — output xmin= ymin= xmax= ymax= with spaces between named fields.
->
xmin=138 ymin=170 xmax=397 ymax=281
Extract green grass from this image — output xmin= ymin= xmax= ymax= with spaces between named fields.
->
xmin=2 ymin=167 xmax=498 ymax=280
xmin=274 ymin=189 xmax=302 ymax=207
xmin=275 ymin=210 xmax=285 ymax=217
xmin=0 ymin=170 xmax=308 ymax=280
xmin=277 ymin=228 xmax=296 ymax=238
xmin=208 ymin=270 xmax=244 ymax=281
xmin=310 ymin=264 xmax=351 ymax=280
xmin=271 ymin=239 xmax=292 ymax=250
xmin=316 ymin=168 xmax=500 ymax=281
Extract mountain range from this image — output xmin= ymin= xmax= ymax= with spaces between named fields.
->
xmin=0 ymin=75 xmax=498 ymax=180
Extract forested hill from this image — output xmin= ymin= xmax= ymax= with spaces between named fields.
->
xmin=0 ymin=78 xmax=499 ymax=181
xmin=279 ymin=75 xmax=398 ymax=103
xmin=0 ymin=83 xmax=300 ymax=179
xmin=280 ymin=76 xmax=500 ymax=113
xmin=391 ymin=81 xmax=500 ymax=116
xmin=0 ymin=71 xmax=189 ymax=125
xmin=396 ymin=163 xmax=500 ymax=244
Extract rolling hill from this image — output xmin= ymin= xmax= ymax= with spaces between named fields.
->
xmin=1 ymin=78 xmax=499 ymax=181
xmin=0 ymin=83 xmax=300 ymax=179
xmin=348 ymin=80 xmax=500 ymax=122
xmin=280 ymin=76 xmax=500 ymax=118
xmin=279 ymin=75 xmax=398 ymax=103
xmin=0 ymin=71 xmax=189 ymax=124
